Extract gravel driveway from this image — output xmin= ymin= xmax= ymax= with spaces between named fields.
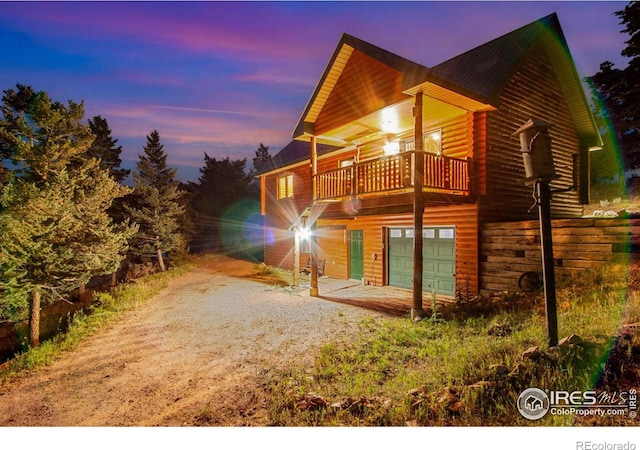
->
xmin=0 ymin=257 xmax=382 ymax=426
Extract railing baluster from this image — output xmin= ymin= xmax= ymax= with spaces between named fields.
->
xmin=313 ymin=151 xmax=469 ymax=200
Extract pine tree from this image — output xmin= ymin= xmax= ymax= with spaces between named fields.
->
xmin=0 ymin=84 xmax=35 ymax=188
xmin=0 ymin=86 xmax=137 ymax=343
xmin=252 ymin=143 xmax=271 ymax=173
xmin=125 ymin=130 xmax=185 ymax=270
xmin=87 ymin=115 xmax=130 ymax=183
xmin=588 ymin=2 xmax=640 ymax=171
xmin=190 ymin=153 xmax=260 ymax=257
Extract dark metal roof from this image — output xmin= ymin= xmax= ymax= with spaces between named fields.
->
xmin=254 ymin=140 xmax=343 ymax=176
xmin=428 ymin=13 xmax=563 ymax=104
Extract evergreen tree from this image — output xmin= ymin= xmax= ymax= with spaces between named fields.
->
xmin=0 ymin=86 xmax=137 ymax=343
xmin=87 ymin=115 xmax=130 ymax=183
xmin=0 ymin=84 xmax=35 ymax=188
xmin=588 ymin=2 xmax=640 ymax=171
xmin=86 ymin=115 xmax=130 ymax=224
xmin=248 ymin=143 xmax=272 ymax=199
xmin=252 ymin=143 xmax=271 ymax=173
xmin=125 ymin=130 xmax=185 ymax=269
xmin=190 ymin=153 xmax=260 ymax=257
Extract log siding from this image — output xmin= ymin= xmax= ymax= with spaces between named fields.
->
xmin=480 ymin=218 xmax=640 ymax=295
xmin=480 ymin=43 xmax=584 ymax=223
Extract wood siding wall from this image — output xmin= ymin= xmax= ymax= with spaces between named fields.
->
xmin=262 ymin=163 xmax=311 ymax=270
xmin=315 ymin=50 xmax=406 ymax=136
xmin=480 ymin=42 xmax=583 ymax=223
xmin=480 ymin=218 xmax=640 ymax=295
xmin=317 ymin=203 xmax=480 ymax=295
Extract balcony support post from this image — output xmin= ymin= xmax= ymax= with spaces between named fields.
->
xmin=310 ymin=135 xmax=319 ymax=297
xmin=412 ymin=92 xmax=426 ymax=319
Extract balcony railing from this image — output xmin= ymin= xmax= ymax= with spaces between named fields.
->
xmin=315 ymin=151 xmax=470 ymax=201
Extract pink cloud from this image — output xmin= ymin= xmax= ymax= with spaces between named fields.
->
xmin=4 ymin=3 xmax=326 ymax=62
xmin=99 ymin=102 xmax=294 ymax=163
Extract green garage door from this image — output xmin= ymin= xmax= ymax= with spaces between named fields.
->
xmin=388 ymin=227 xmax=455 ymax=296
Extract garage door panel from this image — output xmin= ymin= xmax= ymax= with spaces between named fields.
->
xmin=438 ymin=280 xmax=455 ymax=292
xmin=424 ymin=262 xmax=437 ymax=272
xmin=388 ymin=227 xmax=455 ymax=296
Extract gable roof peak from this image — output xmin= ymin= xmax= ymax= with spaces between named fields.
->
xmin=427 ymin=12 xmax=567 ymax=102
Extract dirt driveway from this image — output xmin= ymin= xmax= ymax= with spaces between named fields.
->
xmin=0 ymin=257 xmax=382 ymax=426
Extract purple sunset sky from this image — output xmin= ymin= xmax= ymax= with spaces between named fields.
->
xmin=0 ymin=1 xmax=631 ymax=182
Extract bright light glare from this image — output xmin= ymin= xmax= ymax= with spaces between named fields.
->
xmin=383 ymin=141 xmax=400 ymax=155
xmin=299 ymin=227 xmax=312 ymax=240
xmin=381 ymin=108 xmax=399 ymax=134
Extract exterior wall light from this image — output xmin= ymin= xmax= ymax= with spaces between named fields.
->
xmin=299 ymin=227 xmax=312 ymax=241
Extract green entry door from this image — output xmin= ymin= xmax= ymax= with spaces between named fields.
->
xmin=388 ymin=227 xmax=455 ymax=296
xmin=349 ymin=230 xmax=364 ymax=281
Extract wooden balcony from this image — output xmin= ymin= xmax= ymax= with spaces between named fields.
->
xmin=315 ymin=151 xmax=471 ymax=201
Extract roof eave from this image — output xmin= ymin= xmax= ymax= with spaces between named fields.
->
xmin=403 ymin=78 xmax=497 ymax=112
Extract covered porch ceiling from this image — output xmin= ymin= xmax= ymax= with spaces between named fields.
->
xmin=297 ymin=92 xmax=492 ymax=147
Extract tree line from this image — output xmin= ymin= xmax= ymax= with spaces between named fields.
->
xmin=587 ymin=2 xmax=640 ymax=182
xmin=0 ymin=84 xmax=271 ymax=345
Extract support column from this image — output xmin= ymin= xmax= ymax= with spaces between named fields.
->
xmin=412 ymin=92 xmax=426 ymax=319
xmin=310 ymin=136 xmax=319 ymax=297
xmin=293 ymin=230 xmax=300 ymax=287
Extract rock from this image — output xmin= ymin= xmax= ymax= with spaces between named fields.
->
xmin=508 ymin=362 xmax=527 ymax=378
xmin=436 ymin=387 xmax=457 ymax=405
xmin=330 ymin=400 xmax=347 ymax=409
xmin=490 ymin=364 xmax=510 ymax=376
xmin=295 ymin=393 xmax=327 ymax=411
xmin=447 ymin=401 xmax=464 ymax=415
xmin=558 ymin=334 xmax=583 ymax=347
xmin=407 ymin=387 xmax=427 ymax=397
xmin=466 ymin=380 xmax=495 ymax=390
xmin=521 ymin=345 xmax=542 ymax=360
xmin=330 ymin=396 xmax=379 ymax=415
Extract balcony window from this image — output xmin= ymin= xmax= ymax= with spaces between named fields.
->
xmin=425 ymin=129 xmax=442 ymax=155
xmin=402 ymin=129 xmax=443 ymax=155
xmin=277 ymin=174 xmax=294 ymax=199
xmin=340 ymin=157 xmax=355 ymax=168
xmin=383 ymin=140 xmax=400 ymax=155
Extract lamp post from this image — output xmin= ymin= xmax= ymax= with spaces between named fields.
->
xmin=512 ymin=118 xmax=559 ymax=347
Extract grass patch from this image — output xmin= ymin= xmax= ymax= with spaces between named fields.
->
xmin=265 ymin=258 xmax=639 ymax=426
xmin=0 ymin=259 xmax=195 ymax=385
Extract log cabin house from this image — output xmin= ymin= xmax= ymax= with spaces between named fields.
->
xmin=256 ymin=14 xmax=602 ymax=308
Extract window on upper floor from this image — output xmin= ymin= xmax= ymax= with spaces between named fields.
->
xmin=340 ymin=157 xmax=355 ymax=168
xmin=401 ymin=128 xmax=443 ymax=155
xmin=277 ymin=174 xmax=294 ymax=199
